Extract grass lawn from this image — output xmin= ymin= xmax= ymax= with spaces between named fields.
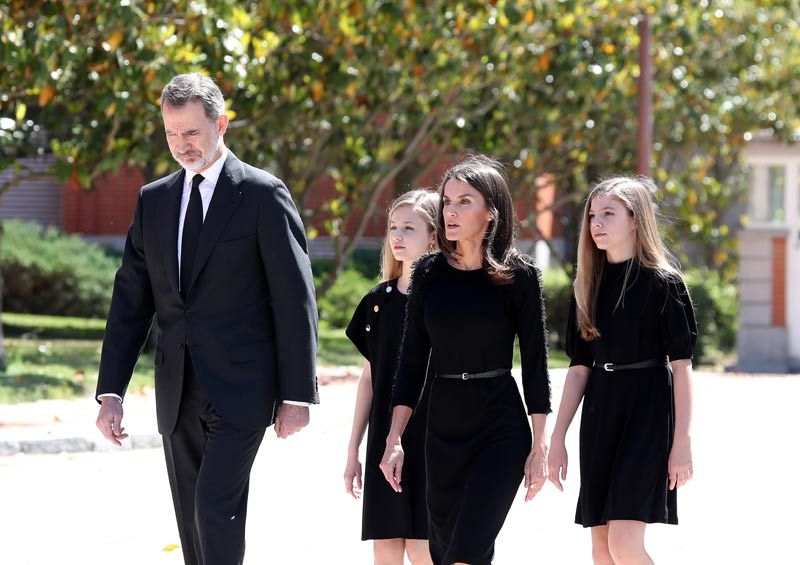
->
xmin=0 ymin=338 xmax=155 ymax=403
xmin=1 ymin=312 xmax=107 ymax=339
xmin=0 ymin=328 xmax=569 ymax=403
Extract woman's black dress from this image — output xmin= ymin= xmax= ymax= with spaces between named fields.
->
xmin=566 ymin=259 xmax=697 ymax=527
xmin=393 ymin=253 xmax=551 ymax=565
xmin=347 ymin=279 xmax=430 ymax=541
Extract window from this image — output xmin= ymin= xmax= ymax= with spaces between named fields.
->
xmin=767 ymin=165 xmax=785 ymax=222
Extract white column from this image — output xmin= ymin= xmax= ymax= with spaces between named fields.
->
xmin=786 ymin=160 xmax=800 ymax=363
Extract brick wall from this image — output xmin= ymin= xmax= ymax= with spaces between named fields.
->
xmin=58 ymin=159 xmax=563 ymax=243
xmin=61 ymin=165 xmax=144 ymax=235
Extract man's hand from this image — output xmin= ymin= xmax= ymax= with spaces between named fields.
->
xmin=96 ymin=397 xmax=129 ymax=446
xmin=274 ymin=403 xmax=309 ymax=439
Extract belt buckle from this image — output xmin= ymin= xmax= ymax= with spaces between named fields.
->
xmin=603 ymin=363 xmax=614 ymax=372
xmin=462 ymin=372 xmax=469 ymax=380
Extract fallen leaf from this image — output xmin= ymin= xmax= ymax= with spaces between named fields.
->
xmin=162 ymin=544 xmax=180 ymax=552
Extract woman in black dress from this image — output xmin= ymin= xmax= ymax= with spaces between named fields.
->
xmin=380 ymin=155 xmax=551 ymax=565
xmin=344 ymin=189 xmax=439 ymax=564
xmin=548 ymin=177 xmax=697 ymax=564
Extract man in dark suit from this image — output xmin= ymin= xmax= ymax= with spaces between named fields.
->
xmin=95 ymin=72 xmax=319 ymax=565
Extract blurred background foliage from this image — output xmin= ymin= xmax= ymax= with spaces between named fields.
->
xmin=1 ymin=0 xmax=796 ymax=374
xmin=2 ymin=0 xmax=799 ymax=284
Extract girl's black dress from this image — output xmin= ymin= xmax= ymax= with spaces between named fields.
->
xmin=393 ymin=253 xmax=551 ymax=565
xmin=566 ymin=259 xmax=697 ymax=527
xmin=347 ymin=278 xmax=430 ymax=541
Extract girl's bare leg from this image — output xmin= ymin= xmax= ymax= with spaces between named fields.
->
xmin=373 ymin=538 xmax=405 ymax=565
xmin=405 ymin=538 xmax=433 ymax=565
xmin=607 ymin=520 xmax=653 ymax=565
xmin=591 ymin=525 xmax=615 ymax=565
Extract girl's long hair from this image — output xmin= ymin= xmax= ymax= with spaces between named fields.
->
xmin=574 ymin=176 xmax=683 ymax=340
xmin=380 ymin=189 xmax=439 ymax=281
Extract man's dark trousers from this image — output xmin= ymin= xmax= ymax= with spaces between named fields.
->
xmin=162 ymin=353 xmax=265 ymax=565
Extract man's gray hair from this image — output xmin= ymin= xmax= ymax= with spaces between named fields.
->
xmin=161 ymin=72 xmax=226 ymax=120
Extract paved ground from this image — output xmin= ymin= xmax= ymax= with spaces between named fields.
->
xmin=2 ymin=369 xmax=799 ymax=564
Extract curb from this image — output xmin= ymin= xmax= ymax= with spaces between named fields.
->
xmin=0 ymin=370 xmax=364 ymax=458
xmin=0 ymin=434 xmax=162 ymax=457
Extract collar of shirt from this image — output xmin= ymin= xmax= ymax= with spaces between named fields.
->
xmin=182 ymin=146 xmax=228 ymax=196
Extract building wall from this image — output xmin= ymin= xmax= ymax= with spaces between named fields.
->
xmin=742 ymin=139 xmax=800 ymax=372
xmin=737 ymin=229 xmax=790 ymax=372
xmin=2 ymin=156 xmax=565 ymax=269
xmin=0 ymin=156 xmax=61 ymax=226
xmin=61 ymin=165 xmax=144 ymax=236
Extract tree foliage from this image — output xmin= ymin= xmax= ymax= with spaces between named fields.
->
xmin=1 ymin=0 xmax=798 ymax=285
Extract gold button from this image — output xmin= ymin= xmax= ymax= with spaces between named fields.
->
xmin=373 ymin=305 xmax=380 ymax=313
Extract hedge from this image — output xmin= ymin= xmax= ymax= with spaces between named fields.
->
xmin=0 ymin=219 xmax=736 ymax=363
xmin=1 ymin=220 xmax=119 ymax=318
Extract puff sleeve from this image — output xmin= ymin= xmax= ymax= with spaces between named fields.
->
xmin=658 ymin=276 xmax=698 ymax=361
xmin=345 ymin=293 xmax=371 ymax=361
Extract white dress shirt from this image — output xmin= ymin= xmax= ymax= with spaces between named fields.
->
xmin=176 ymin=148 xmax=228 ymax=277
xmin=99 ymin=146 xmax=309 ymax=407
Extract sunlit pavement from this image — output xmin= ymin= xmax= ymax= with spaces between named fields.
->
xmin=2 ymin=370 xmax=799 ymax=564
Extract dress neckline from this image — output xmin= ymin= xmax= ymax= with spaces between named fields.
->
xmin=444 ymin=259 xmax=484 ymax=273
xmin=605 ymin=257 xmax=634 ymax=270
xmin=387 ymin=278 xmax=409 ymax=298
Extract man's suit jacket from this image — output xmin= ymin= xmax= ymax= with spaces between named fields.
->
xmin=96 ymin=152 xmax=319 ymax=435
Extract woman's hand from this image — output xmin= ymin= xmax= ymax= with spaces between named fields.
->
xmin=524 ymin=441 xmax=548 ymax=501
xmin=343 ymin=452 xmax=363 ymax=499
xmin=379 ymin=436 xmax=405 ymax=493
xmin=547 ymin=434 xmax=568 ymax=492
xmin=668 ymin=435 xmax=693 ymax=490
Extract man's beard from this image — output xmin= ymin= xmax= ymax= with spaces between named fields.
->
xmin=172 ymin=136 xmax=218 ymax=172
xmin=174 ymin=153 xmax=210 ymax=173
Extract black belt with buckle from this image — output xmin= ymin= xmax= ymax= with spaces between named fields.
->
xmin=598 ymin=358 xmax=666 ymax=372
xmin=437 ymin=368 xmax=511 ymax=380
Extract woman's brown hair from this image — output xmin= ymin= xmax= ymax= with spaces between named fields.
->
xmin=435 ymin=154 xmax=527 ymax=284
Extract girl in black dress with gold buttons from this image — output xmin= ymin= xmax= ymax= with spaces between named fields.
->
xmin=548 ymin=177 xmax=697 ymax=565
xmin=344 ymin=189 xmax=439 ymax=565
xmin=380 ymin=156 xmax=551 ymax=565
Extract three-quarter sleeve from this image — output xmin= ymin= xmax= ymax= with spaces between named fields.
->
xmin=659 ymin=276 xmax=698 ymax=361
xmin=392 ymin=267 xmax=432 ymax=410
xmin=566 ymin=291 xmax=594 ymax=368
xmin=515 ymin=266 xmax=552 ymax=415
xmin=345 ymin=294 xmax=370 ymax=361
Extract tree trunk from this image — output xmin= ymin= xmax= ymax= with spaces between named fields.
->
xmin=0 ymin=220 xmax=7 ymax=372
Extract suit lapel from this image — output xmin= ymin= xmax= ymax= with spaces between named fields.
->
xmin=185 ymin=152 xmax=245 ymax=294
xmin=157 ymin=169 xmax=186 ymax=298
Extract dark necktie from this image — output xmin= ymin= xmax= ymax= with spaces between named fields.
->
xmin=180 ymin=173 xmax=204 ymax=297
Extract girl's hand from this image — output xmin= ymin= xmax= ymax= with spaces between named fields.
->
xmin=343 ymin=452 xmax=363 ymax=499
xmin=524 ymin=442 xmax=548 ymax=501
xmin=668 ymin=435 xmax=693 ymax=490
xmin=547 ymin=435 xmax=568 ymax=492
xmin=379 ymin=437 xmax=405 ymax=493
